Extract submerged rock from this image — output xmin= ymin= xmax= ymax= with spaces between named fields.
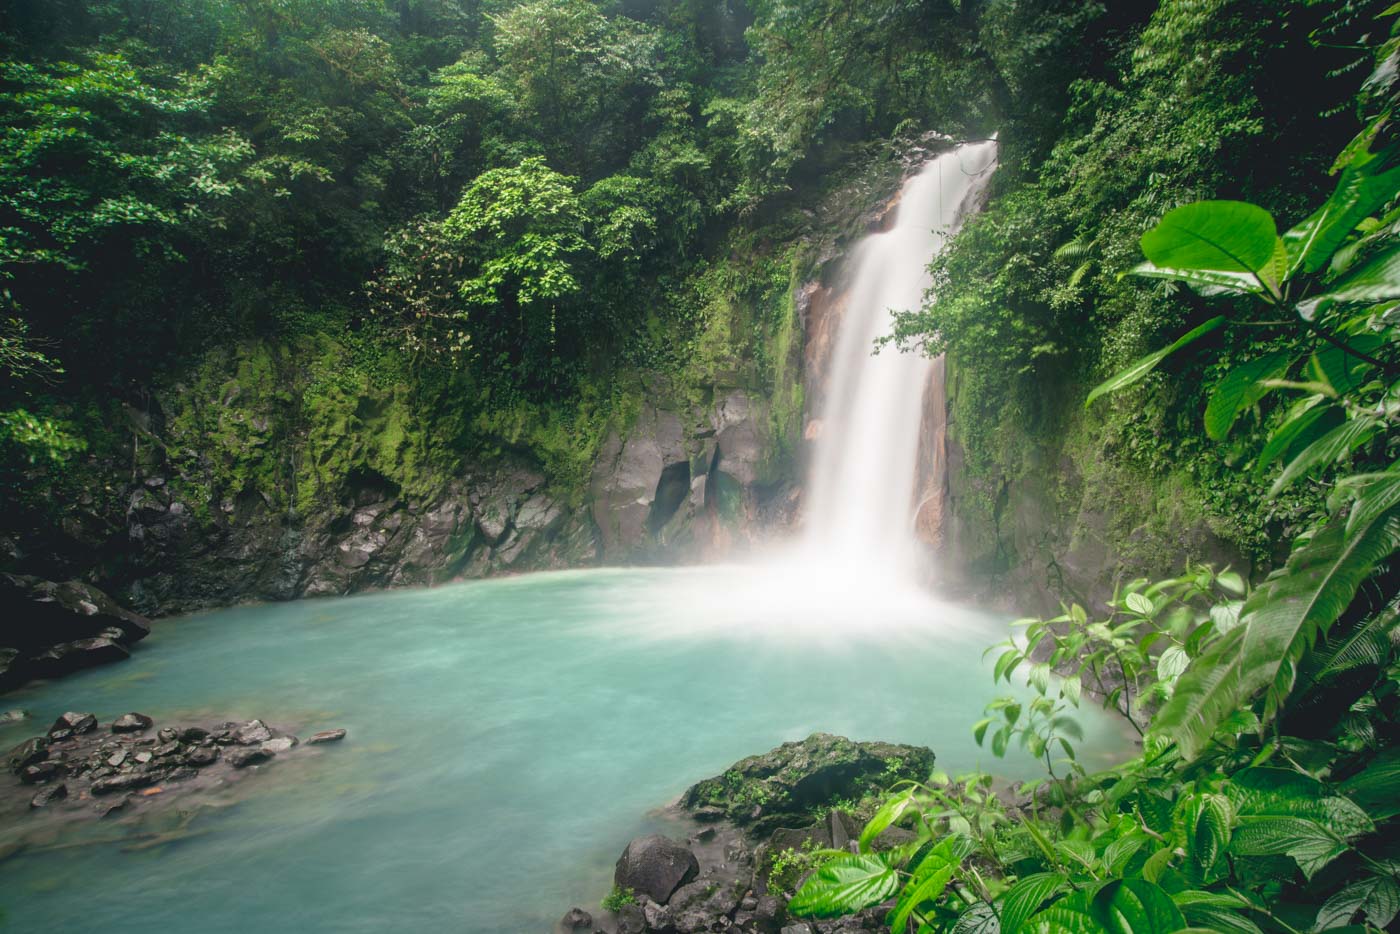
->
xmin=234 ymin=719 xmax=273 ymax=745
xmin=681 ymin=733 xmax=934 ymax=835
xmin=6 ymin=736 xmax=48 ymax=773
xmin=30 ymin=782 xmax=67 ymax=808
xmin=560 ymin=907 xmax=593 ymax=930
xmin=615 ymin=834 xmax=700 ymax=904
xmin=226 ymin=747 xmax=272 ymax=768
xmin=307 ymin=728 xmax=347 ymax=744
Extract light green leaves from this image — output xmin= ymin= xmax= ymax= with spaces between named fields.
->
xmin=1315 ymin=874 xmax=1400 ymax=930
xmin=1283 ymin=151 xmax=1400 ymax=276
xmin=857 ymin=790 xmax=915 ymax=854
xmin=1227 ymin=768 xmax=1373 ymax=879
xmin=1085 ymin=316 xmax=1226 ymax=407
xmin=1141 ymin=201 xmax=1279 ymax=276
xmin=786 ymin=853 xmax=898 ymax=918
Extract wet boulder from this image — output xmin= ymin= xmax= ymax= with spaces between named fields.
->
xmin=30 ymin=783 xmax=67 ymax=808
xmin=6 ymin=736 xmax=48 ymax=774
xmin=614 ymin=834 xmax=700 ymax=904
xmin=28 ymin=637 xmax=130 ymax=681
xmin=0 ymin=574 xmax=150 ymax=652
xmin=234 ymin=719 xmax=273 ymax=745
xmin=307 ymin=729 xmax=347 ymax=744
xmin=669 ymin=879 xmax=745 ymax=933
xmin=559 ymin=907 xmax=593 ymax=930
xmin=49 ymin=711 xmax=98 ymax=740
xmin=226 ymin=747 xmax=272 ymax=768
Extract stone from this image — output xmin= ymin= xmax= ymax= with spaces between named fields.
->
xmin=234 ymin=719 xmax=273 ymax=745
xmin=669 ymin=879 xmax=744 ymax=934
xmin=642 ymin=898 xmax=675 ymax=933
xmin=226 ymin=747 xmax=272 ymax=768
xmin=92 ymin=773 xmax=155 ymax=795
xmin=28 ymin=637 xmax=130 ymax=680
xmin=615 ymin=904 xmax=647 ymax=934
xmin=134 ymin=751 xmax=153 ymax=764
xmin=165 ymin=767 xmax=197 ymax=782
xmin=107 ymin=750 xmax=127 ymax=768
xmin=179 ymin=726 xmax=210 ymax=743
xmin=6 ymin=736 xmax=48 ymax=773
xmin=0 ymin=709 xmax=28 ymax=725
xmin=111 ymin=712 xmax=154 ymax=733
xmin=614 ymin=835 xmax=699 ymax=905
xmin=307 ymin=729 xmax=347 ymax=744
xmin=30 ymin=783 xmax=67 ymax=808
xmin=682 ymin=733 xmax=935 ymax=835
xmin=158 ymin=728 xmax=179 ymax=744
xmin=780 ymin=926 xmax=814 ymax=934
xmin=260 ymin=736 xmax=296 ymax=753
xmin=49 ymin=711 xmax=97 ymax=738
xmin=185 ymin=746 xmax=219 ymax=767
xmin=97 ymin=795 xmax=131 ymax=818
xmin=21 ymin=760 xmax=63 ymax=784
xmin=560 ymin=907 xmax=593 ymax=930
xmin=152 ymin=742 xmax=181 ymax=758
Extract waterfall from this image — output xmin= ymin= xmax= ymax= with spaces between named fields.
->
xmin=803 ymin=141 xmax=998 ymax=578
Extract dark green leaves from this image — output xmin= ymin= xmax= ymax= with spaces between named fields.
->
xmin=999 ymin=872 xmax=1068 ymax=934
xmin=1283 ymin=152 xmax=1400 ymax=276
xmin=786 ymin=853 xmax=898 ymax=918
xmin=1028 ymin=880 xmax=1186 ymax=933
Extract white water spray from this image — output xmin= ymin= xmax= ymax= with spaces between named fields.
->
xmin=802 ymin=141 xmax=998 ymax=579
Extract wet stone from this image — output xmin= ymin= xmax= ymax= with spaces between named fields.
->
xmin=49 ymin=712 xmax=97 ymax=738
xmin=157 ymin=728 xmax=179 ymax=744
xmin=20 ymin=761 xmax=62 ymax=784
xmin=234 ymin=720 xmax=273 ymax=745
xmin=260 ymin=737 xmax=296 ymax=754
xmin=307 ymin=729 xmax=347 ymax=744
xmin=227 ymin=747 xmax=272 ymax=768
xmin=134 ymin=752 xmax=152 ymax=764
xmin=179 ymin=727 xmax=210 ymax=743
xmin=107 ymin=750 xmax=127 ymax=768
xmin=185 ymin=746 xmax=218 ymax=767
xmin=152 ymin=742 xmax=181 ymax=758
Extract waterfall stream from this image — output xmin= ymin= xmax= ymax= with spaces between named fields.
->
xmin=803 ymin=141 xmax=999 ymax=578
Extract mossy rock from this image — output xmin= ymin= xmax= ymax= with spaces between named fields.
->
xmin=680 ymin=733 xmax=934 ymax=836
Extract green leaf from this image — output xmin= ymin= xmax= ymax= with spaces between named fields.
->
xmin=787 ymin=853 xmax=899 ymax=918
xmin=1254 ymin=397 xmax=1336 ymax=479
xmin=1000 ymin=872 xmax=1068 ymax=934
xmin=1141 ymin=201 xmax=1279 ymax=274
xmin=1339 ymin=746 xmax=1400 ymax=819
xmin=858 ymin=790 xmax=915 ymax=854
xmin=1187 ymin=794 xmax=1232 ymax=876
xmin=888 ymin=860 xmax=956 ymax=934
xmin=1086 ymin=317 xmax=1228 ymax=407
xmin=1204 ymin=352 xmax=1294 ymax=441
xmin=1228 ymin=816 xmax=1349 ymax=879
xmin=951 ymin=903 xmax=1001 ymax=934
xmin=1315 ymin=874 xmax=1400 ymax=929
xmin=1129 ymin=262 xmax=1262 ymax=295
xmin=1156 ymin=646 xmax=1190 ymax=683
xmin=1301 ymin=241 xmax=1400 ymax=313
xmin=1344 ymin=468 xmax=1400 ymax=536
xmin=1028 ymin=880 xmax=1186 ymax=933
xmin=1239 ymin=509 xmax=1400 ymax=716
xmin=1150 ymin=626 xmax=1248 ymax=760
xmin=1268 ymin=417 xmax=1379 ymax=497
xmin=1126 ymin=592 xmax=1155 ymax=616
xmin=1283 ymin=153 xmax=1400 ymax=276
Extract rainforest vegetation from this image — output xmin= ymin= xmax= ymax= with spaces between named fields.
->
xmin=3 ymin=1 xmax=1400 ymax=933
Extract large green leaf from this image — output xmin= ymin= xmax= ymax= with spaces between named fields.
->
xmin=1204 ymin=352 xmax=1294 ymax=440
xmin=1186 ymin=794 xmax=1232 ymax=876
xmin=858 ymin=790 xmax=915 ymax=854
xmin=1301 ymin=241 xmax=1400 ymax=314
xmin=888 ymin=860 xmax=956 ymax=933
xmin=1268 ymin=417 xmax=1380 ymax=497
xmin=999 ymin=872 xmax=1069 ymax=934
xmin=1294 ymin=605 xmax=1398 ymax=698
xmin=1228 ymin=816 xmax=1351 ymax=879
xmin=1343 ymin=467 xmax=1400 ymax=535
xmin=1141 ymin=201 xmax=1278 ymax=274
xmin=1283 ymin=153 xmax=1400 ymax=276
xmin=1086 ymin=317 xmax=1227 ymax=407
xmin=1238 ymin=510 xmax=1400 ymax=715
xmin=1027 ymin=881 xmax=1186 ymax=934
xmin=1315 ymin=874 xmax=1400 ymax=929
xmin=787 ymin=853 xmax=899 ymax=918
xmin=1149 ymin=626 xmax=1247 ymax=760
xmin=1129 ymin=262 xmax=1263 ymax=295
xmin=1254 ymin=396 xmax=1336 ymax=479
xmin=951 ymin=903 xmax=1001 ymax=934
xmin=1340 ymin=746 xmax=1400 ymax=819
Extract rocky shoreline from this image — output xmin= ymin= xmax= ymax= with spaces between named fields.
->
xmin=558 ymin=734 xmax=934 ymax=934
xmin=4 ymin=708 xmax=345 ymax=824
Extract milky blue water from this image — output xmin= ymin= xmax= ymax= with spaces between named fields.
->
xmin=0 ymin=567 xmax=1129 ymax=932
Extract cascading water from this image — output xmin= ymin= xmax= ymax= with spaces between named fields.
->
xmin=802 ymin=140 xmax=999 ymax=579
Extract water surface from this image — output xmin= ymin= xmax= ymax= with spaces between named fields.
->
xmin=0 ymin=566 xmax=1127 ymax=932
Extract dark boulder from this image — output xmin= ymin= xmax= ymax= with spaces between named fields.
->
xmin=185 ymin=745 xmax=219 ymax=767
xmin=669 ymin=879 xmax=744 ymax=933
xmin=6 ymin=736 xmax=48 ymax=773
xmin=20 ymin=760 xmax=64 ymax=784
xmin=682 ymin=733 xmax=934 ymax=835
xmin=560 ymin=907 xmax=593 ymax=930
xmin=0 ymin=574 xmax=150 ymax=652
xmin=615 ymin=903 xmax=647 ymax=934
xmin=48 ymin=711 xmax=97 ymax=739
xmin=179 ymin=726 xmax=210 ymax=743
xmin=614 ymin=835 xmax=700 ymax=904
xmin=28 ymin=637 xmax=130 ymax=680
xmin=111 ymin=712 xmax=154 ymax=733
